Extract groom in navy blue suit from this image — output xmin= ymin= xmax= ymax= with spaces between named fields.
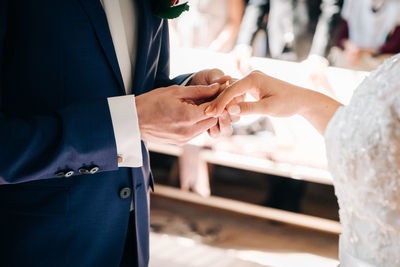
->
xmin=0 ymin=0 xmax=232 ymax=266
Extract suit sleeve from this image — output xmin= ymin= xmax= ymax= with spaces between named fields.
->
xmin=153 ymin=20 xmax=192 ymax=88
xmin=0 ymin=2 xmax=119 ymax=185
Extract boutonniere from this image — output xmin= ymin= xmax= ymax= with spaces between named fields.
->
xmin=151 ymin=0 xmax=190 ymax=19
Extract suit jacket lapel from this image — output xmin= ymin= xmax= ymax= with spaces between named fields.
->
xmin=79 ymin=0 xmax=125 ymax=94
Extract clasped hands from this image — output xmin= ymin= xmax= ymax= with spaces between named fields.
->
xmin=135 ymin=69 xmax=241 ymax=145
xmin=136 ymin=68 xmax=340 ymax=145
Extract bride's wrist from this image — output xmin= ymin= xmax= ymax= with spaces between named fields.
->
xmin=294 ymin=88 xmax=316 ymax=117
xmin=297 ymin=89 xmax=342 ymax=134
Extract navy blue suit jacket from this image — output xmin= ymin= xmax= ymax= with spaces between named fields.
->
xmin=0 ymin=0 xmax=188 ymax=266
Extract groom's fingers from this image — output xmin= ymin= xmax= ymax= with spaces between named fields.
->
xmin=206 ymin=78 xmax=253 ymax=115
xmin=191 ymin=117 xmax=218 ymax=138
xmin=211 ymin=75 xmax=232 ymax=86
xmin=207 ymin=111 xmax=234 ymax=138
xmin=206 ymin=68 xmax=225 ymax=84
xmin=179 ymin=84 xmax=220 ymax=100
xmin=184 ymin=101 xmax=220 ymax=125
xmin=218 ymin=111 xmax=233 ymax=136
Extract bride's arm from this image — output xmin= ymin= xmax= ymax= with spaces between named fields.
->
xmin=206 ymin=71 xmax=343 ymax=135
xmin=297 ymin=89 xmax=343 ymax=135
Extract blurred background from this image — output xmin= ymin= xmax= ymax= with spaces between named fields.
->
xmin=149 ymin=0 xmax=400 ymax=266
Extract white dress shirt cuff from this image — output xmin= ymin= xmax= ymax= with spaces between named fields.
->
xmin=107 ymin=95 xmax=143 ymax=167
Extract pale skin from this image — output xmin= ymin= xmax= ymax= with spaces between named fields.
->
xmin=206 ymin=70 xmax=343 ymax=135
xmin=134 ymin=69 xmax=236 ymax=147
xmin=189 ymin=68 xmax=240 ymax=137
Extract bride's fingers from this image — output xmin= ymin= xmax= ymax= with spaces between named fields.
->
xmin=225 ymin=94 xmax=245 ymax=110
xmin=214 ymin=77 xmax=239 ymax=95
xmin=206 ymin=78 xmax=253 ymax=116
xmin=234 ymin=94 xmax=245 ymax=104
xmin=230 ymin=114 xmax=240 ymax=123
xmin=208 ymin=124 xmax=220 ymax=138
xmin=218 ymin=111 xmax=233 ymax=136
xmin=224 ymin=95 xmax=244 ymax=122
xmin=227 ymin=101 xmax=266 ymax=115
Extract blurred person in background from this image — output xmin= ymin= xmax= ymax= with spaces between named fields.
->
xmin=233 ymin=0 xmax=342 ymax=213
xmin=169 ymin=0 xmax=245 ymax=52
xmin=233 ymin=0 xmax=269 ymax=73
xmin=234 ymin=0 xmax=343 ymax=74
xmin=329 ymin=0 xmax=400 ymax=71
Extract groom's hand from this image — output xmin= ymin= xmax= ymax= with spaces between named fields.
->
xmin=135 ymin=84 xmax=219 ymax=145
xmin=190 ymin=69 xmax=238 ymax=137
xmin=190 ymin=68 xmax=228 ymax=88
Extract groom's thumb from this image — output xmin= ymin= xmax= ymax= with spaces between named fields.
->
xmin=227 ymin=102 xmax=264 ymax=115
xmin=180 ymin=83 xmax=220 ymax=99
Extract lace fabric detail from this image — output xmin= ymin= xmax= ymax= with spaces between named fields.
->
xmin=325 ymin=54 xmax=400 ymax=267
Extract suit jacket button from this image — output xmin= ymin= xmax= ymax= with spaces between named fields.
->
xmin=55 ymin=171 xmax=65 ymax=178
xmin=65 ymin=170 xmax=75 ymax=177
xmin=89 ymin=166 xmax=99 ymax=174
xmin=78 ymin=167 xmax=90 ymax=174
xmin=119 ymin=187 xmax=131 ymax=199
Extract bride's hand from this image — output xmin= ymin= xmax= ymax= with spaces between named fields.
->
xmin=205 ymin=70 xmax=308 ymax=118
xmin=205 ymin=70 xmax=343 ymax=135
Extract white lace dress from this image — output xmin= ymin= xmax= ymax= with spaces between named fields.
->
xmin=325 ymin=54 xmax=400 ymax=267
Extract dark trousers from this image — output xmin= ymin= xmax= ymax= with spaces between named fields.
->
xmin=120 ymin=212 xmax=138 ymax=267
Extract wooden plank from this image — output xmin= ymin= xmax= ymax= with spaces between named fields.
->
xmin=153 ymin=184 xmax=341 ymax=235
xmin=147 ymin=142 xmax=333 ymax=185
xmin=200 ymin=150 xmax=333 ymax=185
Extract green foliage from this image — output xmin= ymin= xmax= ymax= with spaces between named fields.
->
xmin=151 ymin=1 xmax=190 ymax=19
